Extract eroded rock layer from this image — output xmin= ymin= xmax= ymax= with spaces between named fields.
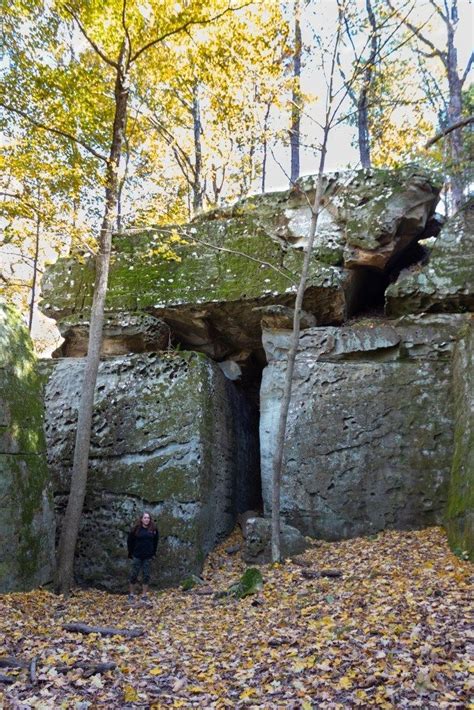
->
xmin=40 ymin=168 xmax=439 ymax=361
xmin=42 ymin=351 xmax=260 ymax=591
xmin=260 ymin=315 xmax=470 ymax=540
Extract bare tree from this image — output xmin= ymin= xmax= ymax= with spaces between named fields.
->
xmin=387 ymin=0 xmax=473 ymax=210
xmin=337 ymin=0 xmax=380 ymax=168
xmin=272 ymin=20 xmax=344 ymax=562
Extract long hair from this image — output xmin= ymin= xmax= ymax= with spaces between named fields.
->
xmin=132 ymin=511 xmax=156 ymax=534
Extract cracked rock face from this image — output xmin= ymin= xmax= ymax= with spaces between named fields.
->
xmin=42 ymin=351 xmax=260 ymax=591
xmin=0 ymin=304 xmax=55 ymax=592
xmin=386 ymin=198 xmax=474 ymax=316
xmin=40 ymin=167 xmax=439 ymax=361
xmin=260 ymin=314 xmax=470 ymax=540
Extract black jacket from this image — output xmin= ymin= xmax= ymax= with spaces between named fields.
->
xmin=127 ymin=525 xmax=158 ymax=560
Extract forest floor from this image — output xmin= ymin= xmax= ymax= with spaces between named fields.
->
xmin=0 ymin=527 xmax=472 ymax=709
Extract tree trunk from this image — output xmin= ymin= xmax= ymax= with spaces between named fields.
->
xmin=290 ymin=0 xmax=302 ymax=185
xmin=55 ymin=48 xmax=130 ymax=595
xmin=446 ymin=13 xmax=464 ymax=210
xmin=261 ymin=100 xmax=272 ymax=193
xmin=191 ymin=83 xmax=203 ymax=213
xmin=28 ymin=182 xmax=41 ymax=333
xmin=271 ymin=125 xmax=330 ymax=562
xmin=357 ymin=0 xmax=378 ymax=169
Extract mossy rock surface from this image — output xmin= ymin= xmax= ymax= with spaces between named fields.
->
xmin=0 ymin=302 xmax=55 ymax=592
xmin=42 ymin=350 xmax=260 ymax=591
xmin=40 ymin=168 xmax=440 ymax=359
xmin=261 ymin=315 xmax=469 ymax=540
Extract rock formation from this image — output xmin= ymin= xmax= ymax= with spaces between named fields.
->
xmin=42 ymin=352 xmax=260 ymax=591
xmin=2 ymin=166 xmax=469 ymax=593
xmin=0 ymin=303 xmax=55 ymax=592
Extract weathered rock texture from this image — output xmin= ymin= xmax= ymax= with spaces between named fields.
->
xmin=386 ymin=198 xmax=474 ymax=316
xmin=42 ymin=351 xmax=260 ymax=591
xmin=260 ymin=315 xmax=470 ymax=540
xmin=445 ymin=320 xmax=474 ymax=559
xmin=40 ymin=168 xmax=439 ymax=361
xmin=0 ymin=303 xmax=55 ymax=592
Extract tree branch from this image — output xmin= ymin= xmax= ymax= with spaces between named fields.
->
xmin=461 ymin=51 xmax=473 ymax=87
xmin=131 ymin=2 xmax=252 ymax=64
xmin=63 ymin=4 xmax=118 ymax=69
xmin=425 ymin=115 xmax=474 ymax=147
xmin=0 ymin=102 xmax=108 ymax=162
xmin=386 ymin=0 xmax=447 ymax=65
xmin=121 ymin=0 xmax=133 ymax=64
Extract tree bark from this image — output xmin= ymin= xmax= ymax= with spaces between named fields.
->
xmin=63 ymin=623 xmax=144 ymax=638
xmin=191 ymin=82 xmax=203 ymax=213
xmin=55 ymin=43 xmax=130 ymax=595
xmin=445 ymin=5 xmax=464 ymax=209
xmin=28 ymin=182 xmax=41 ymax=333
xmin=261 ymin=100 xmax=272 ymax=193
xmin=289 ymin=0 xmax=302 ymax=185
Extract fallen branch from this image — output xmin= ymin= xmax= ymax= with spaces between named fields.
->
xmin=0 ymin=657 xmax=29 ymax=669
xmin=30 ymin=656 xmax=37 ymax=684
xmin=0 ymin=674 xmax=15 ymax=684
xmin=56 ymin=661 xmax=116 ymax=677
xmin=63 ymin=623 xmax=144 ymax=638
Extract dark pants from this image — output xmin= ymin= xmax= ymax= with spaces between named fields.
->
xmin=129 ymin=557 xmax=152 ymax=584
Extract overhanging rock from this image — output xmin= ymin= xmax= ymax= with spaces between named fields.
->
xmin=40 ymin=167 xmax=440 ymax=362
xmin=386 ymin=198 xmax=474 ymax=316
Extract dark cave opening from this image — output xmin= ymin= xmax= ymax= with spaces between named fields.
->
xmin=227 ymin=348 xmax=266 ymax=517
xmin=349 ymin=241 xmax=431 ymax=319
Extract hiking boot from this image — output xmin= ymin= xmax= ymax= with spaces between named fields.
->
xmin=127 ymin=594 xmax=135 ymax=603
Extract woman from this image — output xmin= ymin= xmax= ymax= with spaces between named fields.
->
xmin=127 ymin=511 xmax=158 ymax=602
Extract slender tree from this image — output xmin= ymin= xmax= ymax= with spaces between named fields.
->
xmin=272 ymin=19 xmax=344 ymax=562
xmin=290 ymin=0 xmax=302 ymax=182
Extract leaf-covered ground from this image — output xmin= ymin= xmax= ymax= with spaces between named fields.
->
xmin=0 ymin=527 xmax=472 ymax=709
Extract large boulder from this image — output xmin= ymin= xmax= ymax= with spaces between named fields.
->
xmin=0 ymin=303 xmax=55 ymax=592
xmin=445 ymin=320 xmax=474 ymax=560
xmin=260 ymin=314 xmax=469 ymax=540
xmin=386 ymin=198 xmax=474 ymax=316
xmin=42 ymin=351 xmax=260 ymax=591
xmin=40 ymin=168 xmax=439 ymax=362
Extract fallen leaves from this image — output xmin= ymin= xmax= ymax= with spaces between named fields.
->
xmin=0 ymin=526 xmax=471 ymax=707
